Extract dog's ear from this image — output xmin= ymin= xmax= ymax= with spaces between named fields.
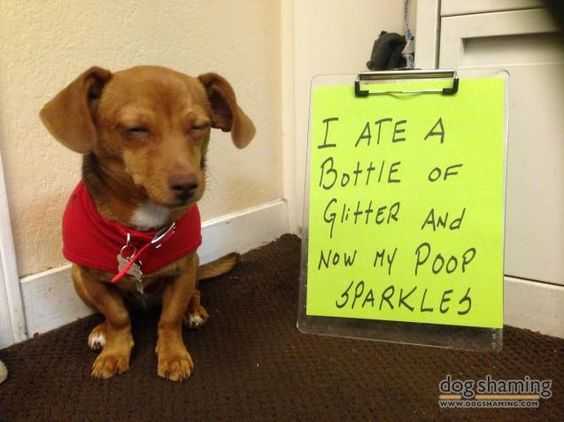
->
xmin=198 ymin=73 xmax=256 ymax=149
xmin=40 ymin=66 xmax=112 ymax=154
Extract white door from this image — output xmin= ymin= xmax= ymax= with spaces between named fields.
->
xmin=440 ymin=9 xmax=564 ymax=286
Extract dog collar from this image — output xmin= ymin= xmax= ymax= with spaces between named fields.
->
xmin=111 ymin=221 xmax=177 ymax=284
xmin=62 ymin=182 xmax=202 ymax=281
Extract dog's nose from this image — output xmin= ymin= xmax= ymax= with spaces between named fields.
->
xmin=169 ymin=174 xmax=199 ymax=202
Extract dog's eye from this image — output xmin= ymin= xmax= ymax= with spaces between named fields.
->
xmin=126 ymin=126 xmax=150 ymax=138
xmin=190 ymin=123 xmax=210 ymax=134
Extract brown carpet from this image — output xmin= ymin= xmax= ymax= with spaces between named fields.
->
xmin=0 ymin=234 xmax=563 ymax=421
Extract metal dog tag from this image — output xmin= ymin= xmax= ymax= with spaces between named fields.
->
xmin=117 ymin=254 xmax=145 ymax=294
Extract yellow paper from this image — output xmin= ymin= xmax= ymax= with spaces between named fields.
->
xmin=306 ymin=77 xmax=505 ymax=329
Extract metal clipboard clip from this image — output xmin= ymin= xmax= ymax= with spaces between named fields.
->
xmin=354 ymin=69 xmax=459 ymax=97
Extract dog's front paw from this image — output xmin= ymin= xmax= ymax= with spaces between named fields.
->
xmin=156 ymin=343 xmax=194 ymax=382
xmin=91 ymin=351 xmax=130 ymax=379
xmin=183 ymin=304 xmax=209 ymax=329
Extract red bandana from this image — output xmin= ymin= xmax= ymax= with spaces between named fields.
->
xmin=62 ymin=182 xmax=202 ymax=280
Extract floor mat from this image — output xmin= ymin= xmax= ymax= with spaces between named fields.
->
xmin=0 ymin=234 xmax=563 ymax=421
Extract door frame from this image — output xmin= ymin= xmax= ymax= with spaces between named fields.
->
xmin=415 ymin=0 xmax=441 ymax=69
xmin=0 ymin=151 xmax=27 ymax=347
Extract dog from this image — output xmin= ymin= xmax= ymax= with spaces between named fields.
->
xmin=39 ymin=66 xmax=255 ymax=382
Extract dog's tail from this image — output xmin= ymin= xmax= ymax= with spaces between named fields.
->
xmin=198 ymin=252 xmax=240 ymax=281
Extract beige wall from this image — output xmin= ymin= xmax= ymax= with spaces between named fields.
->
xmin=0 ymin=0 xmax=282 ymax=276
xmin=289 ymin=0 xmax=416 ymax=232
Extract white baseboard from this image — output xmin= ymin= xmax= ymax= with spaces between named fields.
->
xmin=505 ymin=276 xmax=564 ymax=338
xmin=20 ymin=264 xmax=90 ymax=337
xmin=20 ymin=199 xmax=289 ymax=338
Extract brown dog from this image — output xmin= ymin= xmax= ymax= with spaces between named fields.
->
xmin=39 ymin=66 xmax=255 ymax=381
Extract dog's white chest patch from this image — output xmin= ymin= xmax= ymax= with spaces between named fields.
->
xmin=131 ymin=202 xmax=171 ymax=230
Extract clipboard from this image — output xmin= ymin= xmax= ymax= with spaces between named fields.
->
xmin=297 ymin=69 xmax=508 ymax=352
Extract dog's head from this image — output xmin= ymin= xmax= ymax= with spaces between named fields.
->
xmin=40 ymin=66 xmax=255 ymax=208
